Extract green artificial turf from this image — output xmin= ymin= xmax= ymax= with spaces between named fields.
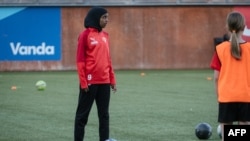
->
xmin=0 ymin=70 xmax=221 ymax=141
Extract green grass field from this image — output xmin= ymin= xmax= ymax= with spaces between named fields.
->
xmin=0 ymin=69 xmax=221 ymax=141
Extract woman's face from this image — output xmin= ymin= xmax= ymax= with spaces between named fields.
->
xmin=99 ymin=13 xmax=109 ymax=28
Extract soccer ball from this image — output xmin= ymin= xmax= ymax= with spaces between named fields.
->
xmin=195 ymin=122 xmax=212 ymax=139
xmin=35 ymin=80 xmax=46 ymax=91
xmin=217 ymin=124 xmax=222 ymax=139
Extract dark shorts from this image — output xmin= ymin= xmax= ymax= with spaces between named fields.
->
xmin=218 ymin=102 xmax=250 ymax=123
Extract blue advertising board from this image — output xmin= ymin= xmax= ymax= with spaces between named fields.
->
xmin=0 ymin=7 xmax=61 ymax=61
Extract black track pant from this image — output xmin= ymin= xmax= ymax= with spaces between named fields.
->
xmin=74 ymin=84 xmax=110 ymax=141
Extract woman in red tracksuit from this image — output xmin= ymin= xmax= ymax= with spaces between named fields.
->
xmin=74 ymin=7 xmax=117 ymax=141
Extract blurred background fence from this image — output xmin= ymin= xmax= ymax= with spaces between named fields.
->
xmin=1 ymin=0 xmax=250 ymax=6
xmin=0 ymin=0 xmax=250 ymax=71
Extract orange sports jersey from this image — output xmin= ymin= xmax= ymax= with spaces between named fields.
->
xmin=216 ymin=41 xmax=250 ymax=102
xmin=76 ymin=28 xmax=116 ymax=89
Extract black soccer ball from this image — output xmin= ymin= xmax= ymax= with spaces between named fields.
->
xmin=195 ymin=122 xmax=212 ymax=140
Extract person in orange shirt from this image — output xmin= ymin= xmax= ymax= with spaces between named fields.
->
xmin=74 ymin=6 xmax=117 ymax=141
xmin=210 ymin=11 xmax=250 ymax=141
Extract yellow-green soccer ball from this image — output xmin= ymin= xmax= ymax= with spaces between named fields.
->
xmin=35 ymin=80 xmax=46 ymax=91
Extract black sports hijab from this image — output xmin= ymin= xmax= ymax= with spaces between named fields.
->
xmin=84 ymin=7 xmax=107 ymax=32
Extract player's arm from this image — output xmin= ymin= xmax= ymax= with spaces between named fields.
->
xmin=106 ymin=34 xmax=117 ymax=93
xmin=210 ymin=52 xmax=221 ymax=98
xmin=213 ymin=70 xmax=219 ymax=98
xmin=76 ymin=31 xmax=88 ymax=90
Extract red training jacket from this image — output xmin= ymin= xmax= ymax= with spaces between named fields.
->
xmin=76 ymin=28 xmax=116 ymax=89
xmin=210 ymin=52 xmax=221 ymax=71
